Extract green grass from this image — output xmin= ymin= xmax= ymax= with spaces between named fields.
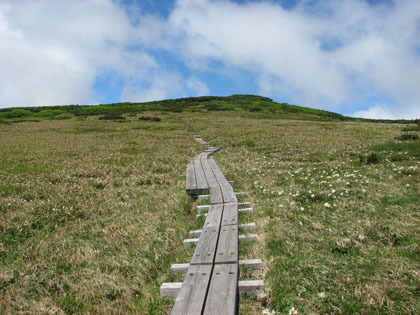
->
xmin=0 ymin=108 xmax=419 ymax=314
xmin=182 ymin=113 xmax=419 ymax=314
xmin=1 ymin=94 xmax=417 ymax=124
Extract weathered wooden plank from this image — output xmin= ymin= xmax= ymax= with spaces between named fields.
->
xmin=170 ymin=264 xmax=190 ymax=274
xmin=221 ymin=202 xmax=238 ymax=226
xmin=197 ymin=205 xmax=210 ymax=214
xmin=239 ymin=223 xmax=257 ymax=231
xmin=207 ymin=158 xmax=237 ymax=203
xmin=209 ymin=187 xmax=223 ymax=205
xmin=190 ymin=226 xmax=220 ymax=265
xmin=161 ymin=279 xmax=264 ymax=298
xmin=215 ymin=224 xmax=238 ymax=264
xmin=170 ymin=259 xmax=263 ymax=274
xmin=189 ymin=230 xmax=202 ymax=238
xmin=239 ymin=259 xmax=263 ymax=272
xmin=183 ymin=238 xmax=199 ymax=247
xmin=194 ymin=157 xmax=208 ymax=191
xmin=238 ymin=234 xmax=258 ymax=243
xmin=161 ymin=282 xmax=183 ymax=297
xmin=198 ymin=194 xmax=210 ymax=201
xmin=170 ymin=264 xmax=212 ymax=315
xmin=239 ymin=207 xmax=253 ymax=214
xmin=185 ymin=234 xmax=254 ymax=244
xmin=200 ymin=157 xmax=223 ymax=204
xmin=238 ymin=280 xmax=265 ymax=295
xmin=202 ymin=204 xmax=223 ymax=229
xmin=203 ymin=263 xmax=238 ymax=315
xmin=186 ymin=161 xmax=197 ymax=195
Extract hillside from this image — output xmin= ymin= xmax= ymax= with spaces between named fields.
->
xmin=0 ymin=94 xmax=416 ymax=124
xmin=0 ymin=99 xmax=419 ymax=314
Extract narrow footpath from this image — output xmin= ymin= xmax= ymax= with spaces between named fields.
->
xmin=161 ymin=135 xmax=263 ymax=314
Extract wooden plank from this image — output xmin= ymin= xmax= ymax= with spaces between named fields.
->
xmin=170 ymin=264 xmax=212 ymax=315
xmin=161 ymin=279 xmax=264 ymax=298
xmin=209 ymin=187 xmax=223 ymax=205
xmin=197 ymin=205 xmax=210 ymax=214
xmin=239 ymin=259 xmax=263 ymax=272
xmin=170 ymin=259 xmax=263 ymax=274
xmin=239 ymin=207 xmax=253 ymax=214
xmin=183 ymin=238 xmax=199 ymax=247
xmin=161 ymin=282 xmax=182 ymax=297
xmin=238 ymin=280 xmax=265 ymax=295
xmin=202 ymin=204 xmax=223 ymax=229
xmin=194 ymin=156 xmax=208 ymax=191
xmin=198 ymin=194 xmax=210 ymax=201
xmin=203 ymin=263 xmax=238 ymax=315
xmin=215 ymin=224 xmax=238 ymax=264
xmin=239 ymin=223 xmax=257 ymax=231
xmin=221 ymin=202 xmax=238 ymax=226
xmin=186 ymin=161 xmax=197 ymax=195
xmin=201 ymin=157 xmax=223 ymax=204
xmin=170 ymin=264 xmax=189 ymax=274
xmin=190 ymin=226 xmax=220 ymax=265
xmin=238 ymin=234 xmax=258 ymax=243
xmin=208 ymin=158 xmax=236 ymax=204
xmin=185 ymin=234 xmax=255 ymax=244
xmin=189 ymin=230 xmax=202 ymax=238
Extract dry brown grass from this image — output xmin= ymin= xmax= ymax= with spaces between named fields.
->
xmin=181 ymin=112 xmax=419 ymax=314
xmin=0 ymin=115 xmax=199 ymax=314
xmin=1 ymin=111 xmax=419 ymax=314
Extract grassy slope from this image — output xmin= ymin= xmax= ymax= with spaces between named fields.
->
xmin=0 ymin=99 xmax=419 ymax=314
xmin=0 ymin=115 xmax=201 ymax=314
xmin=185 ymin=111 xmax=419 ymax=314
xmin=1 ymin=94 xmax=415 ymax=124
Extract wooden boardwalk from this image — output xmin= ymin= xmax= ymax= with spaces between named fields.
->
xmin=161 ymin=135 xmax=263 ymax=314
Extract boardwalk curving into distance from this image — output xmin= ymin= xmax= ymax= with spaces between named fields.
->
xmin=161 ymin=135 xmax=264 ymax=314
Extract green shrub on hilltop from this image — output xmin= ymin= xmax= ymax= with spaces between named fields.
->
xmin=0 ymin=95 xmax=417 ymax=124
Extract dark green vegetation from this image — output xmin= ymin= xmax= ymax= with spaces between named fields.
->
xmin=1 ymin=94 xmax=417 ymax=124
xmin=0 ymin=96 xmax=419 ymax=314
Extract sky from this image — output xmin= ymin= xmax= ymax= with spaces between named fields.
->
xmin=1 ymin=0 xmax=420 ymax=119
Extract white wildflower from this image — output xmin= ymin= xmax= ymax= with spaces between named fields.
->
xmin=289 ymin=307 xmax=299 ymax=315
xmin=324 ymin=202 xmax=331 ymax=208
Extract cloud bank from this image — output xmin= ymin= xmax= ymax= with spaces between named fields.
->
xmin=1 ymin=0 xmax=420 ymax=119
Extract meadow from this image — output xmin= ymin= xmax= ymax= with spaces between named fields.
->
xmin=0 ymin=103 xmax=419 ymax=314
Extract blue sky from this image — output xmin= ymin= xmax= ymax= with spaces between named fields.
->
xmin=1 ymin=0 xmax=419 ymax=119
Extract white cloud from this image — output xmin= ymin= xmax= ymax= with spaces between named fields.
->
xmin=353 ymin=103 xmax=420 ymax=120
xmin=120 ymin=71 xmax=182 ymax=102
xmin=1 ymin=0 xmax=420 ymax=119
xmin=0 ymin=0 xmax=167 ymax=107
xmin=186 ymin=76 xmax=209 ymax=96
xmin=166 ymin=0 xmax=420 ymax=118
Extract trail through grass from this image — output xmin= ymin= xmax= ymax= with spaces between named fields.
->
xmin=183 ymin=113 xmax=420 ymax=314
xmin=1 ymin=111 xmax=419 ymax=314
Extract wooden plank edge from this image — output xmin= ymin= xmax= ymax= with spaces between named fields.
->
xmin=239 ymin=208 xmax=253 ymax=214
xmin=198 ymin=194 xmax=210 ymax=201
xmin=161 ymin=280 xmax=264 ymax=297
xmin=170 ymin=259 xmax=263 ymax=274
xmin=184 ymin=234 xmax=257 ymax=245
xmin=189 ymin=224 xmax=256 ymax=237
xmin=239 ymin=223 xmax=257 ymax=231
